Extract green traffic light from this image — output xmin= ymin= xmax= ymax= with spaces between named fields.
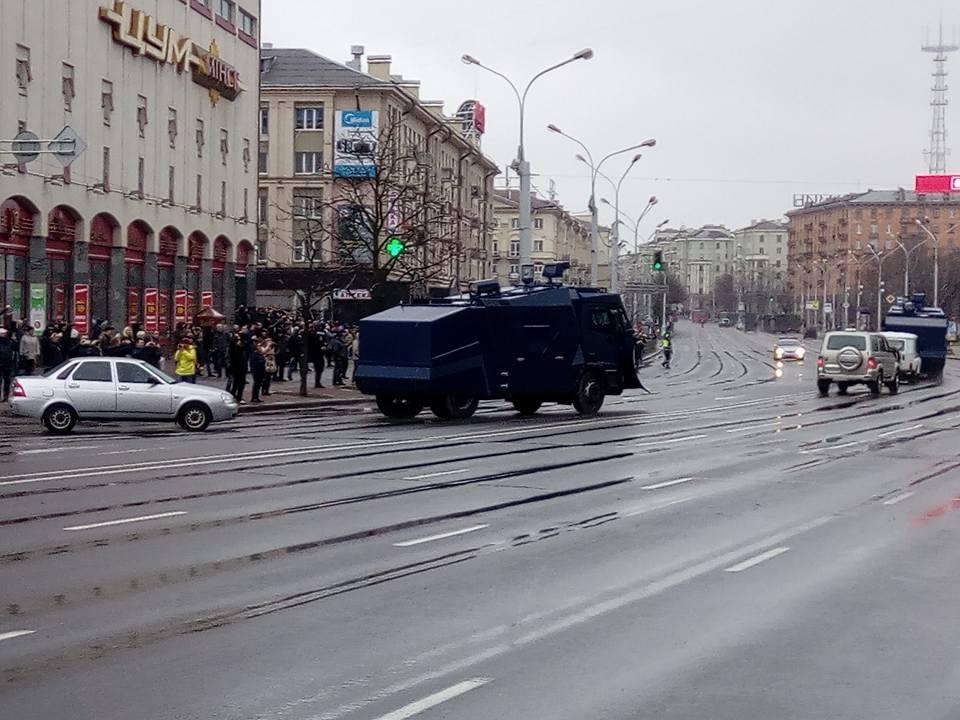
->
xmin=385 ymin=237 xmax=405 ymax=258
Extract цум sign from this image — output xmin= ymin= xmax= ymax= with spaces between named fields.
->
xmin=99 ymin=1 xmax=242 ymax=103
xmin=334 ymin=111 xmax=378 ymax=177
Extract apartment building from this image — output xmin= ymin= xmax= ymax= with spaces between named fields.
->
xmin=732 ymin=219 xmax=788 ymax=312
xmin=0 ymin=0 xmax=261 ymax=331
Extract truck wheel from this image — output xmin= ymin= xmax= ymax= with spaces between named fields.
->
xmin=512 ymin=397 xmax=543 ymax=416
xmin=885 ymin=373 xmax=900 ymax=394
xmin=573 ymin=371 xmax=605 ymax=416
xmin=376 ymin=394 xmax=424 ymax=419
xmin=817 ymin=379 xmax=831 ymax=396
xmin=439 ymin=395 xmax=478 ymax=420
xmin=429 ymin=398 xmax=452 ymax=419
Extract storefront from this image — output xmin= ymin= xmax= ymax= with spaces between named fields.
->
xmin=47 ymin=206 xmax=80 ymax=323
xmin=0 ymin=198 xmax=32 ymax=319
xmin=88 ymin=213 xmax=116 ymax=324
xmin=157 ymin=227 xmax=180 ymax=334
xmin=126 ymin=221 xmax=149 ymax=326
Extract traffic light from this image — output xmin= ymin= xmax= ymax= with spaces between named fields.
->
xmin=652 ymin=250 xmax=664 ymax=271
xmin=385 ymin=237 xmax=405 ymax=258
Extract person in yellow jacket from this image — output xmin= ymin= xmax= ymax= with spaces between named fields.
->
xmin=174 ymin=337 xmax=199 ymax=383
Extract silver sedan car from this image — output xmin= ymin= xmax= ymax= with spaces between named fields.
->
xmin=9 ymin=357 xmax=238 ymax=433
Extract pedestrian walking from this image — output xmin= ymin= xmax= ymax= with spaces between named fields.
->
xmin=259 ymin=332 xmax=276 ymax=397
xmin=228 ymin=334 xmax=247 ymax=402
xmin=331 ymin=332 xmax=349 ymax=386
xmin=213 ymin=324 xmax=229 ymax=379
xmin=174 ymin=337 xmax=198 ymax=383
xmin=0 ymin=328 xmax=15 ymax=401
xmin=660 ymin=333 xmax=673 ymax=369
xmin=307 ymin=323 xmax=326 ymax=388
xmin=287 ymin=327 xmax=303 ymax=380
xmin=249 ymin=337 xmax=267 ymax=403
xmin=18 ymin=326 xmax=40 ymax=375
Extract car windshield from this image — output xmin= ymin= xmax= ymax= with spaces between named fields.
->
xmin=826 ymin=334 xmax=867 ymax=350
xmin=778 ymin=339 xmax=799 ymax=346
xmin=41 ymin=360 xmax=75 ymax=377
xmin=147 ymin=365 xmax=178 ymax=384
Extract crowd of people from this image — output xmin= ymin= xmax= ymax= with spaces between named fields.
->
xmin=0 ymin=303 xmax=359 ymax=405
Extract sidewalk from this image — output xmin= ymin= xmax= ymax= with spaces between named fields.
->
xmin=195 ymin=364 xmax=371 ymax=413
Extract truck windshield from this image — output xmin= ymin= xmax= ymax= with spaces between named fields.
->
xmin=826 ymin=335 xmax=867 ymax=350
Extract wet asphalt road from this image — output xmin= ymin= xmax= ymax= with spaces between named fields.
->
xmin=3 ymin=321 xmax=960 ymax=719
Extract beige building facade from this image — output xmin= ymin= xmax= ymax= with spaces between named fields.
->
xmin=1 ymin=0 xmax=261 ymax=329
xmin=258 ymin=47 xmax=499 ymax=302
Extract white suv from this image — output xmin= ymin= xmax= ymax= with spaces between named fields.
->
xmin=816 ymin=331 xmax=899 ymax=396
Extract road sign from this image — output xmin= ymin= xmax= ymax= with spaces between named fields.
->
xmin=885 ymin=294 xmax=896 ymax=304
xmin=805 ymin=300 xmax=820 ymax=310
xmin=823 ymin=302 xmax=833 ymax=314
xmin=842 ymin=301 xmax=850 ymax=309
xmin=49 ymin=125 xmax=87 ymax=168
xmin=333 ymin=288 xmax=371 ymax=300
xmin=11 ymin=131 xmax=40 ymax=163
xmin=623 ymin=282 xmax=668 ymax=293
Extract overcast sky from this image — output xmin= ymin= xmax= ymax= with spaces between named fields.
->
xmin=263 ymin=0 xmax=958 ymax=234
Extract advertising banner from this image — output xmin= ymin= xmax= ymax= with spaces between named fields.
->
xmin=201 ymin=291 xmax=214 ymax=309
xmin=158 ymin=291 xmax=170 ymax=333
xmin=334 ymin=110 xmax=378 ymax=177
xmin=915 ymin=175 xmax=960 ymax=193
xmin=29 ymin=283 xmax=46 ymax=331
xmin=54 ymin=285 xmax=65 ymax=322
xmin=127 ymin=289 xmax=140 ymax=326
xmin=73 ymin=284 xmax=89 ymax=335
xmin=174 ymin=290 xmax=188 ymax=323
xmin=144 ymin=288 xmax=159 ymax=333
xmin=187 ymin=292 xmax=196 ymax=317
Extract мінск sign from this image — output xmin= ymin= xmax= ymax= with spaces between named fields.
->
xmin=99 ymin=1 xmax=242 ymax=103
xmin=334 ymin=111 xmax=378 ymax=177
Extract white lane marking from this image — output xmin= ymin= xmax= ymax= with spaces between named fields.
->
xmin=403 ymin=468 xmax=470 ymax=481
xmin=635 ymin=434 xmax=706 ymax=449
xmin=724 ymin=546 xmax=791 ymax=573
xmin=726 ymin=423 xmax=772 ymax=434
xmin=18 ymin=446 xmax=97 ymax=455
xmin=0 ymin=630 xmax=35 ymax=642
xmin=715 ymin=395 xmax=743 ymax=400
xmin=63 ymin=510 xmax=188 ymax=532
xmin=883 ymin=491 xmax=915 ymax=506
xmin=98 ymin=447 xmax=168 ymax=456
xmin=641 ymin=477 xmax=694 ymax=491
xmin=393 ymin=525 xmax=489 ymax=548
xmin=799 ymin=440 xmax=859 ymax=454
xmin=373 ymin=678 xmax=491 ymax=720
xmin=623 ymin=495 xmax=695 ymax=517
xmin=878 ymin=424 xmax=923 ymax=438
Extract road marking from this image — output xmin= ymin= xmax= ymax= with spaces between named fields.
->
xmin=63 ymin=510 xmax=188 ymax=532
xmin=18 ymin=446 xmax=97 ymax=455
xmin=635 ymin=434 xmax=706 ymax=449
xmin=641 ymin=477 xmax=694 ymax=491
xmin=623 ymin=495 xmax=695 ymax=517
xmin=373 ymin=678 xmax=491 ymax=720
xmin=393 ymin=525 xmax=489 ymax=547
xmin=0 ymin=630 xmax=35 ymax=643
xmin=403 ymin=468 xmax=470 ymax=481
xmin=724 ymin=546 xmax=791 ymax=573
xmin=715 ymin=395 xmax=743 ymax=400
xmin=883 ymin=491 xmax=915 ymax=506
xmin=799 ymin=440 xmax=859 ymax=454
xmin=726 ymin=423 xmax=772 ymax=434
xmin=878 ymin=424 xmax=923 ymax=438
xmin=97 ymin=447 xmax=167 ymax=456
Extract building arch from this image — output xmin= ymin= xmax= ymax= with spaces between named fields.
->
xmin=235 ymin=240 xmax=254 ymax=311
xmin=0 ymin=197 xmax=39 ymax=320
xmin=46 ymin=205 xmax=85 ymax=323
xmin=88 ymin=213 xmax=120 ymax=324
xmin=124 ymin=221 xmax=153 ymax=326
xmin=212 ymin=235 xmax=232 ymax=311
xmin=157 ymin=226 xmax=183 ymax=334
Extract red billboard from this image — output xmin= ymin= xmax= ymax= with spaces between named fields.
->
xmin=158 ymin=291 xmax=169 ymax=333
xmin=915 ymin=175 xmax=960 ymax=193
xmin=144 ymin=288 xmax=159 ymax=333
xmin=201 ymin=291 xmax=214 ymax=309
xmin=73 ymin=284 xmax=89 ymax=335
xmin=174 ymin=290 xmax=188 ymax=323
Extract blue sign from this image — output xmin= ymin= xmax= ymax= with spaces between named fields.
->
xmin=335 ymin=110 xmax=378 ymax=178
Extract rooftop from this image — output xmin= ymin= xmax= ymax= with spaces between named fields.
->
xmin=260 ymin=48 xmax=388 ymax=87
xmin=787 ymin=189 xmax=960 ymax=215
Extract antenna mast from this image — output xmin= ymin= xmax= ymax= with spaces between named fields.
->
xmin=922 ymin=21 xmax=960 ymax=174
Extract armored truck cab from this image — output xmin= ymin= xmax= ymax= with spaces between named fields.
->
xmin=355 ymin=269 xmax=641 ymax=419
xmin=884 ymin=293 xmax=948 ymax=381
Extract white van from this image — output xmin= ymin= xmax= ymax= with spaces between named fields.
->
xmin=881 ymin=332 xmax=922 ymax=379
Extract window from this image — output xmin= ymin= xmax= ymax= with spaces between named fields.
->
xmin=258 ymin=150 xmax=267 ymax=174
xmin=242 ymin=188 xmax=248 ymax=221
xmin=137 ymin=157 xmax=145 ymax=197
xmin=62 ymin=63 xmax=75 ymax=111
xmin=933 ymin=207 xmax=941 ymax=219
xmin=168 ymin=108 xmax=178 ymax=148
xmin=950 ymin=208 xmax=958 ymax=219
xmin=256 ymin=240 xmax=267 ymax=264
xmin=102 ymin=147 xmax=111 ymax=191
xmin=699 ymin=242 xmax=704 ymax=249
xmin=776 ymin=247 xmax=782 ymax=254
xmin=777 ymin=235 xmax=783 ymax=242
xmin=136 ymin=95 xmax=148 ymax=138
xmin=590 ymin=307 xmax=615 ymax=332
xmin=294 ymin=193 xmax=323 ymax=218
xmin=854 ymin=209 xmax=863 ymax=219
xmin=533 ymin=217 xmax=544 ymax=229
xmin=242 ymin=139 xmax=251 ymax=172
xmin=294 ymin=151 xmax=323 ymax=174
xmin=195 ymin=174 xmax=202 ymax=210
xmin=168 ymin=166 xmax=175 ymax=203
xmin=534 ymin=263 xmax=544 ymax=276
xmin=259 ymin=107 xmax=269 ymax=136
xmin=258 ymin=189 xmax=268 ymax=225
xmin=510 ymin=239 xmax=520 ymax=257
xmin=886 ymin=224 xmax=892 ymax=235
xmin=295 ymin=106 xmax=324 ymax=130
xmin=509 ymin=263 xmax=519 ymax=276
xmin=856 ymin=223 xmax=862 ymax=235
xmin=220 ymin=181 xmax=227 ymax=215
xmin=220 ymin=129 xmax=229 ymax=164
xmin=716 ymin=242 xmax=721 ymax=249
xmin=534 ymin=239 xmax=544 ymax=252
xmin=492 ymin=240 xmax=499 ymax=255
xmin=117 ymin=363 xmax=157 ymax=384
xmin=216 ymin=0 xmax=235 ymax=23
xmin=775 ymin=260 xmax=782 ymax=267
xmin=510 ymin=218 xmax=519 ymax=229
xmin=870 ymin=208 xmax=878 ymax=219
xmin=101 ymin=80 xmax=114 ymax=125
xmin=15 ymin=45 xmax=31 ymax=95
xmin=239 ymin=8 xmax=257 ymax=37
xmin=758 ymin=248 xmax=765 ymax=255
xmin=72 ymin=361 xmax=113 ymax=382
xmin=870 ymin=223 xmax=878 ymax=235
xmin=293 ymin=238 xmax=313 ymax=263
xmin=196 ymin=119 xmax=205 ymax=157
xmin=759 ymin=235 xmax=765 ymax=243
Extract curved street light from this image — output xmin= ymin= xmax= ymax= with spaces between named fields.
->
xmin=547 ymin=124 xmax=656 ymax=286
xmin=461 ymin=50 xmax=593 ymax=278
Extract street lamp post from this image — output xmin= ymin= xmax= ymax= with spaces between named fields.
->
xmin=547 ymin=124 xmax=655 ymax=286
xmin=601 ymin=188 xmax=655 ymax=292
xmin=462 ymin=49 xmax=593 ymax=278
xmin=915 ymin=219 xmax=959 ymax=307
xmin=866 ymin=244 xmax=889 ymax=330
xmin=892 ymin=235 xmax=929 ymax=298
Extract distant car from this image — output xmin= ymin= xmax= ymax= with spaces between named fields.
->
xmin=9 ymin=357 xmax=238 ymax=433
xmin=816 ymin=331 xmax=899 ymax=396
xmin=774 ymin=337 xmax=805 ymax=361
xmin=881 ymin=331 xmax=922 ymax=379
xmin=718 ymin=317 xmax=732 ymax=328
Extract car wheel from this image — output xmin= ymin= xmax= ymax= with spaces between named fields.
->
xmin=817 ymin=379 xmax=831 ymax=396
xmin=43 ymin=404 xmax=78 ymax=434
xmin=376 ymin=394 xmax=424 ymax=419
xmin=177 ymin=402 xmax=212 ymax=432
xmin=573 ymin=370 xmax=606 ymax=416
xmin=837 ymin=383 xmax=849 ymax=395
xmin=885 ymin=372 xmax=900 ymax=394
xmin=867 ymin=372 xmax=882 ymax=396
xmin=439 ymin=395 xmax=479 ymax=420
xmin=512 ymin=397 xmax=543 ymax=416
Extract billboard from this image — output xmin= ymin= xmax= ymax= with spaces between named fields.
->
xmin=174 ymin=290 xmax=188 ymax=323
xmin=73 ymin=284 xmax=89 ymax=335
xmin=144 ymin=288 xmax=159 ymax=333
xmin=29 ymin=283 xmax=46 ymax=331
xmin=334 ymin=110 xmax=378 ymax=177
xmin=915 ymin=175 xmax=960 ymax=193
